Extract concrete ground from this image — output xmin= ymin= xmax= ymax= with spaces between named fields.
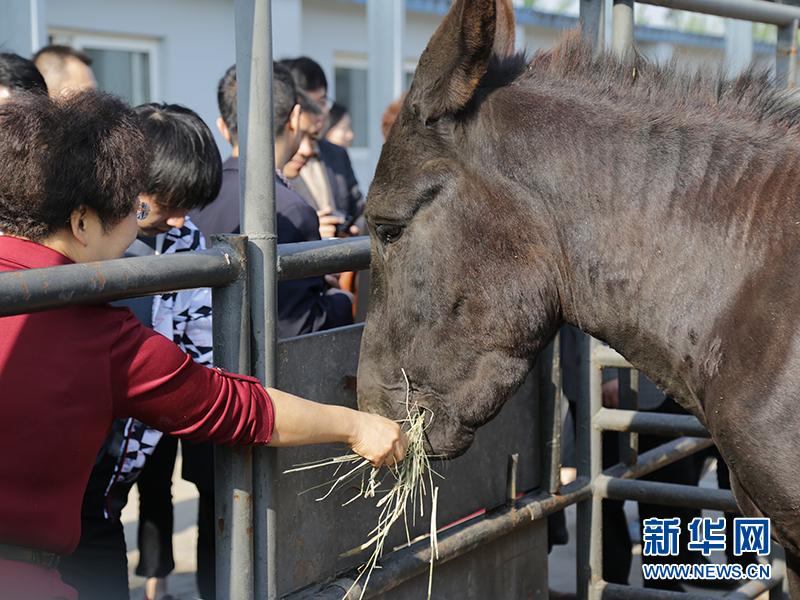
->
xmin=122 ymin=454 xmax=200 ymax=600
xmin=122 ymin=456 xmax=783 ymax=600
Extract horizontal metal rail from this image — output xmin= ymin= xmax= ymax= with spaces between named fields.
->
xmin=276 ymin=237 xmax=370 ymax=281
xmin=591 ymin=345 xmax=632 ymax=369
xmin=600 ymin=573 xmax=783 ymax=599
xmin=595 ymin=474 xmax=739 ymax=511
xmin=604 ymin=436 xmax=715 ymax=481
xmin=726 ymin=574 xmax=785 ymax=599
xmin=599 ymin=581 xmax=719 ymax=599
xmin=0 ymin=237 xmax=372 ymax=317
xmin=594 ymin=408 xmax=709 ymax=437
xmin=639 ymin=0 xmax=800 ymax=25
xmin=286 ymin=477 xmax=593 ymax=600
xmin=0 ymin=243 xmax=242 ymax=317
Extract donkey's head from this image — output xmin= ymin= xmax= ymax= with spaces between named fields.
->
xmin=358 ymin=0 xmax=563 ymax=457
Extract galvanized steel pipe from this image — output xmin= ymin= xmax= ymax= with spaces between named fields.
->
xmin=595 ymin=474 xmax=739 ymax=511
xmin=0 ymin=245 xmax=241 ymax=317
xmin=639 ymin=0 xmax=800 ymax=25
xmin=277 ymin=237 xmax=371 ymax=281
xmin=594 ymin=407 xmax=710 ymax=437
xmin=211 ymin=235 xmax=255 ymax=600
xmin=233 ymin=0 xmax=278 ymax=597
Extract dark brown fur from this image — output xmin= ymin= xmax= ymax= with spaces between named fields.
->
xmin=358 ymin=0 xmax=800 ymax=593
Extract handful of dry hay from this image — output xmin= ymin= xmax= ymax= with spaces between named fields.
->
xmin=284 ymin=369 xmax=442 ymax=600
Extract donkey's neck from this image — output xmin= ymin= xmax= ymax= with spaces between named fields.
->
xmin=537 ymin=116 xmax=800 ymax=413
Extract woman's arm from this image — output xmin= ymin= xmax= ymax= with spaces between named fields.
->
xmin=112 ymin=311 xmax=407 ymax=467
xmin=267 ymin=387 xmax=407 ymax=466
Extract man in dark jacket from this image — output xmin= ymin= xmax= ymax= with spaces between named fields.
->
xmin=279 ymin=57 xmax=365 ymax=234
xmin=192 ymin=63 xmax=352 ymax=338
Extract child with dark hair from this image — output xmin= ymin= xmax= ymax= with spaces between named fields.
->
xmin=59 ymin=103 xmax=223 ymax=600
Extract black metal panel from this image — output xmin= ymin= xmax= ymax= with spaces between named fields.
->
xmin=273 ymin=324 xmax=543 ymax=595
xmin=379 ymin=519 xmax=549 ymax=600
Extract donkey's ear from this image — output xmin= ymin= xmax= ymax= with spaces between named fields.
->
xmin=409 ymin=0 xmax=516 ymax=124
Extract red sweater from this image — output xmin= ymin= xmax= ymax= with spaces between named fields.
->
xmin=0 ymin=236 xmax=274 ymax=558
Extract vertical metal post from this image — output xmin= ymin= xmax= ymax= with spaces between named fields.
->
xmin=588 ymin=338 xmax=605 ymax=599
xmin=367 ymin=0 xmax=404 ymax=163
xmin=725 ymin=19 xmax=753 ymax=76
xmin=234 ymin=1 xmax=278 ymax=598
xmin=539 ymin=335 xmax=562 ymax=495
xmin=611 ymin=0 xmax=635 ymax=57
xmin=580 ymin=0 xmax=607 ymax=51
xmin=776 ymin=19 xmax=799 ymax=88
xmin=617 ymin=368 xmax=638 ymax=466
xmin=212 ymin=236 xmax=254 ymax=600
xmin=575 ymin=332 xmax=593 ymax=600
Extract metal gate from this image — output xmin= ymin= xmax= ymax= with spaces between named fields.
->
xmin=0 ymin=1 xmax=798 ymax=599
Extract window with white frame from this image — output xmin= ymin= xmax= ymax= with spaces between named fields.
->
xmin=48 ymin=30 xmax=159 ymax=106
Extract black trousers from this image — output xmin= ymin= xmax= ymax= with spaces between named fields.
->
xmin=59 ymin=514 xmax=129 ymax=600
xmin=136 ymin=434 xmax=178 ymax=578
xmin=196 ymin=486 xmax=216 ymax=600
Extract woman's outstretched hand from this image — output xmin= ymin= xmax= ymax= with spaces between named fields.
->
xmin=348 ymin=411 xmax=408 ymax=468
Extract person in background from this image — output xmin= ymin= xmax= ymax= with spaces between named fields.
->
xmin=279 ymin=57 xmax=364 ymax=235
xmin=0 ymin=90 xmax=405 ymax=600
xmin=32 ymin=45 xmax=96 ymax=97
xmin=61 ymin=102 xmax=223 ymax=600
xmin=283 ymin=92 xmax=346 ymax=240
xmin=325 ymin=102 xmax=354 ymax=148
xmin=190 ymin=62 xmax=353 ymax=599
xmin=0 ymin=53 xmax=47 ymax=101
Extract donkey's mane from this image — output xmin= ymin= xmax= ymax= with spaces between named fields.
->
xmin=488 ymin=31 xmax=800 ymax=138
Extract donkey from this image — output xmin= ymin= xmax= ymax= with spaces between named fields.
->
xmin=356 ymin=0 xmax=800 ymax=594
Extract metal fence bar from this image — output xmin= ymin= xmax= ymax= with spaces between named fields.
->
xmin=600 ymin=581 xmax=717 ymax=599
xmin=0 ymin=238 xmax=370 ymax=318
xmin=776 ymin=18 xmax=799 ymax=87
xmin=612 ymin=0 xmax=635 ymax=56
xmin=639 ymin=0 xmax=800 ymax=25
xmin=277 ymin=237 xmax=371 ymax=281
xmin=286 ymin=478 xmax=593 ymax=600
xmin=616 ymin=369 xmax=638 ymax=466
xmin=589 ymin=337 xmax=605 ymax=600
xmin=595 ymin=474 xmax=739 ymax=511
xmin=541 ymin=334 xmax=563 ymax=495
xmin=580 ymin=0 xmax=608 ymax=50
xmin=591 ymin=344 xmax=632 ymax=369
xmin=576 ymin=332 xmax=594 ymax=600
xmin=233 ymin=0 xmax=279 ymax=597
xmin=211 ymin=236 xmax=255 ymax=600
xmin=603 ymin=436 xmax=714 ymax=480
xmin=726 ymin=572 xmax=785 ymax=599
xmin=594 ymin=407 xmax=710 ymax=437
xmin=0 ymin=246 xmax=241 ymax=317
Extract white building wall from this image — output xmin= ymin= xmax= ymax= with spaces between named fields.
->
xmin=0 ymin=0 xmax=46 ymax=55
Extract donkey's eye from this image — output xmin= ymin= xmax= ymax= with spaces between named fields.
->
xmin=376 ymin=223 xmax=404 ymax=245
